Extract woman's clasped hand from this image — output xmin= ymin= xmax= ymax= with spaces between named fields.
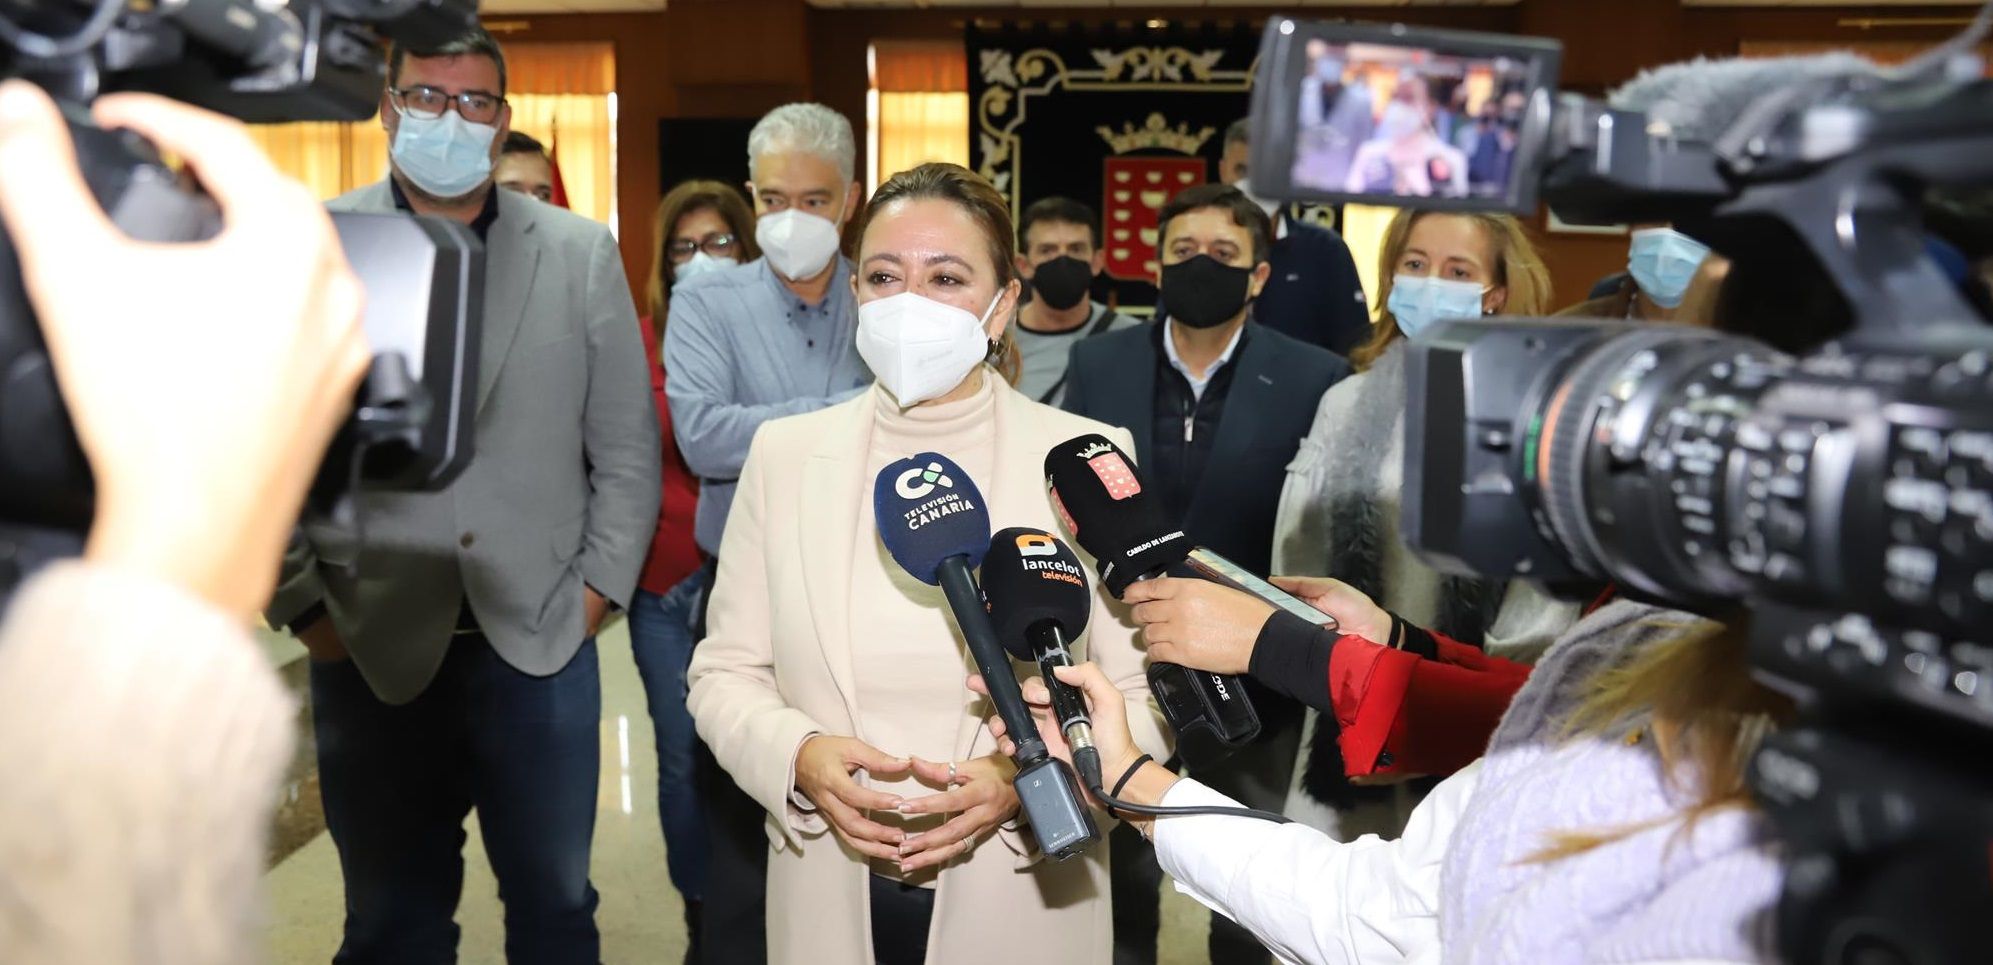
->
xmin=794 ymin=735 xmax=1020 ymax=873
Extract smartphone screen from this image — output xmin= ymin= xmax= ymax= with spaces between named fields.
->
xmin=1181 ymin=551 xmax=1339 ymax=630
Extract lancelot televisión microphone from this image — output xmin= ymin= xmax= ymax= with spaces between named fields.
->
xmin=872 ymin=452 xmax=1099 ymax=860
xmin=982 ymin=527 xmax=1103 ymax=790
xmin=1044 ymin=434 xmax=1336 ymax=758
xmin=983 ymin=524 xmax=1295 ymax=829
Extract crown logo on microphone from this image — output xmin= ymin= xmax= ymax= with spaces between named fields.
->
xmin=894 ymin=461 xmax=955 ymax=499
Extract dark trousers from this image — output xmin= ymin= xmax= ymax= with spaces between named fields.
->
xmin=310 ymin=632 xmax=603 ymax=965
xmin=869 ymin=875 xmax=937 ymax=965
xmin=695 ymin=742 xmax=769 ymax=964
xmin=687 ymin=556 xmax=770 ymax=965
xmin=1110 ymin=713 xmax=1303 ymax=965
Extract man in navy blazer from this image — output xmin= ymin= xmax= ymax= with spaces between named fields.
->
xmin=1062 ymin=184 xmax=1349 ymax=965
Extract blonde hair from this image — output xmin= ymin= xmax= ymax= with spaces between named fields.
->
xmin=1352 ymin=210 xmax=1552 ymax=371
xmin=1532 ymin=615 xmax=1792 ymax=862
xmin=855 ymin=162 xmax=1022 ymax=386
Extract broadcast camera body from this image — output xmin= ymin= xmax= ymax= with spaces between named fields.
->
xmin=1253 ymin=15 xmax=1993 ymax=964
xmin=0 ymin=0 xmax=484 ymax=590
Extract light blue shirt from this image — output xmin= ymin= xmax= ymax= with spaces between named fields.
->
xmin=664 ymin=257 xmax=873 ymax=554
xmin=1161 ymin=319 xmax=1245 ymax=401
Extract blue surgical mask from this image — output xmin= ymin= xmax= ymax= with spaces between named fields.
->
xmin=1387 ymin=274 xmax=1488 ymax=339
xmin=391 ymin=109 xmax=498 ymax=201
xmin=1626 ymin=227 xmax=1710 ymax=309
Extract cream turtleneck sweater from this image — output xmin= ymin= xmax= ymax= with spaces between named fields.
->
xmin=851 ymin=373 xmax=999 ymax=884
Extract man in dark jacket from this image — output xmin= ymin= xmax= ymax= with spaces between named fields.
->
xmin=1219 ymin=118 xmax=1372 ymax=357
xmin=1063 ymin=183 xmax=1350 ymax=965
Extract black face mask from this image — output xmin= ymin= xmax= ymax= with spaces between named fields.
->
xmin=1160 ymin=254 xmax=1254 ymax=329
xmin=1027 ymin=255 xmax=1095 ymax=311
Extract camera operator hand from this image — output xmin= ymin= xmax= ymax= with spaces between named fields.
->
xmin=0 ymin=81 xmax=369 ymax=617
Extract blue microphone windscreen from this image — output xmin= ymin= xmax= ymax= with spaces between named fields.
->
xmin=873 ymin=452 xmax=993 ymax=586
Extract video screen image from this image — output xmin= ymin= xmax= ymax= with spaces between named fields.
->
xmin=1291 ymin=39 xmax=1535 ymax=201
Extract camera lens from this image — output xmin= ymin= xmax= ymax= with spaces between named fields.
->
xmin=1526 ymin=327 xmax=1785 ymax=605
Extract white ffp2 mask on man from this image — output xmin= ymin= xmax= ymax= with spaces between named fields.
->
xmin=756 ymin=208 xmax=843 ymax=281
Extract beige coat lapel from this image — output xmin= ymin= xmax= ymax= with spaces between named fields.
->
xmin=800 ymin=397 xmax=875 ymax=728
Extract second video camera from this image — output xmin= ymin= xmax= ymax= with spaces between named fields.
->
xmin=1252 ymin=14 xmax=1993 ymax=963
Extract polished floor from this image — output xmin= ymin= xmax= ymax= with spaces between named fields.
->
xmin=261 ymin=620 xmax=1216 ymax=964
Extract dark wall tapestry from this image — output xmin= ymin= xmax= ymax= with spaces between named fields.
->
xmin=968 ymin=23 xmax=1263 ymax=314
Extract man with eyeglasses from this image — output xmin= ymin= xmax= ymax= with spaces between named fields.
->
xmin=266 ymin=26 xmax=661 ymax=964
xmin=662 ymin=102 xmax=873 ymax=965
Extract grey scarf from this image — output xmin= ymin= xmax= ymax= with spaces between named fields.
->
xmin=1290 ymin=344 xmax=1506 ymax=806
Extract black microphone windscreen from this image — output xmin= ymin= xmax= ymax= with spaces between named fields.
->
xmin=982 ymin=528 xmax=1093 ymax=661
xmin=873 ymin=452 xmax=992 ymax=586
xmin=1042 ymin=434 xmax=1189 ymax=596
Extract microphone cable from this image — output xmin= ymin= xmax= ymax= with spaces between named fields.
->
xmin=1081 ymin=756 xmax=1293 ymax=825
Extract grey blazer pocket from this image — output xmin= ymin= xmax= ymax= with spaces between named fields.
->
xmin=552 ymin=512 xmax=586 ymax=562
xmin=520 ymin=326 xmax=582 ymax=353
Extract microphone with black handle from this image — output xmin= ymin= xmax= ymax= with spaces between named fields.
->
xmin=982 ymin=525 xmax=1294 ymax=827
xmin=872 ymin=453 xmax=1099 ymax=861
xmin=1044 ymin=433 xmax=1337 ymax=761
xmin=981 ymin=527 xmax=1103 ymax=791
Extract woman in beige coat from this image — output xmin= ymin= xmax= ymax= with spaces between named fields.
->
xmin=686 ymin=163 xmax=1170 ymax=965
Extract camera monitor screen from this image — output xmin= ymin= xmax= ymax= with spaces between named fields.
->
xmin=1249 ymin=20 xmax=1561 ymax=213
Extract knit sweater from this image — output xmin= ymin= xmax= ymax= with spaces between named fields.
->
xmin=0 ymin=563 xmax=295 ymax=965
xmin=1152 ymin=599 xmax=1784 ymax=965
xmin=1441 ymin=599 xmax=1783 ymax=963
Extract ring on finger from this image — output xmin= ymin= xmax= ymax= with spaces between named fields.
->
xmin=946 ymin=760 xmax=958 ymax=783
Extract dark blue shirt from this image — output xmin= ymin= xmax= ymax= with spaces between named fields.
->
xmin=1251 ymin=216 xmax=1370 ymax=358
xmin=388 ymin=178 xmax=502 ymax=242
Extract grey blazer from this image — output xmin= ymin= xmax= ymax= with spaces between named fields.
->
xmin=269 ymin=183 xmax=662 ymax=704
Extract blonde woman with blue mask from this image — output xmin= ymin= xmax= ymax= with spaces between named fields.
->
xmin=686 ymin=162 xmax=1169 ymax=965
xmin=1269 ymin=210 xmax=1575 ymax=832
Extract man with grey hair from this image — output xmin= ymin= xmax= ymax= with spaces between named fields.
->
xmin=269 ymin=25 xmax=660 ymax=963
xmin=663 ymin=101 xmax=872 ymax=963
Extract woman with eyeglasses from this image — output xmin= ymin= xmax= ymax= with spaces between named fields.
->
xmin=632 ymin=178 xmax=760 ymax=956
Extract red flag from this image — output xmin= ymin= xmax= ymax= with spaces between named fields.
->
xmin=547 ymin=121 xmax=571 ymax=210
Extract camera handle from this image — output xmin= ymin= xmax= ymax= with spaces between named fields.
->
xmin=1714 ymin=82 xmax=1993 ymax=348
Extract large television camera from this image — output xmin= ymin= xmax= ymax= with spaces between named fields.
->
xmin=1253 ymin=13 xmax=1993 ymax=964
xmin=0 ymin=0 xmax=484 ymax=589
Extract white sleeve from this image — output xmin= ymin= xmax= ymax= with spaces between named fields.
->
xmin=1151 ymin=760 xmax=1482 ymax=965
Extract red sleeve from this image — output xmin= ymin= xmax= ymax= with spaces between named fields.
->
xmin=1433 ymin=633 xmax=1535 ymax=677
xmin=1326 ymin=634 xmax=1534 ymax=779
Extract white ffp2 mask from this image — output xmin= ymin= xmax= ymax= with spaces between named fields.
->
xmin=856 ymin=291 xmax=1002 ymax=406
xmin=756 ymin=208 xmax=843 ymax=281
